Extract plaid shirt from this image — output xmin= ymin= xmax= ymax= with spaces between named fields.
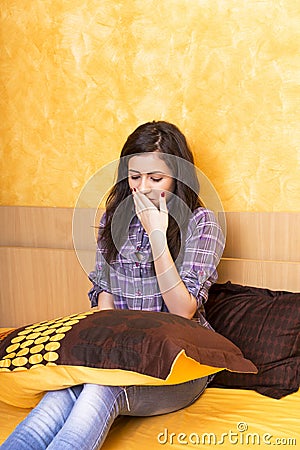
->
xmin=88 ymin=207 xmax=225 ymax=330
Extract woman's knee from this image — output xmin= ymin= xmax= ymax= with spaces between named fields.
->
xmin=124 ymin=377 xmax=208 ymax=417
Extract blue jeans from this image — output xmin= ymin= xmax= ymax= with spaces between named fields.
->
xmin=1 ymin=378 xmax=207 ymax=450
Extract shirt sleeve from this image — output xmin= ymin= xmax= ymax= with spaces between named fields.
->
xmin=179 ymin=208 xmax=225 ymax=307
xmin=88 ymin=212 xmax=112 ymax=307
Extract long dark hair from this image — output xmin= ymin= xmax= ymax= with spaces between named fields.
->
xmin=100 ymin=121 xmax=203 ymax=264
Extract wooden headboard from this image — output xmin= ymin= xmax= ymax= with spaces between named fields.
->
xmin=0 ymin=206 xmax=299 ymax=327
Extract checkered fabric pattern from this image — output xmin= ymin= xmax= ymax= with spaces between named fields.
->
xmin=88 ymin=207 xmax=225 ymax=330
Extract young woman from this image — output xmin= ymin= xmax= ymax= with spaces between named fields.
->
xmin=1 ymin=121 xmax=225 ymax=450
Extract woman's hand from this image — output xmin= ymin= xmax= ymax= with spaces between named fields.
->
xmin=132 ymin=189 xmax=168 ymax=237
xmin=132 ymin=187 xmax=196 ymax=319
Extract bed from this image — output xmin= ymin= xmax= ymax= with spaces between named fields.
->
xmin=0 ymin=207 xmax=299 ymax=449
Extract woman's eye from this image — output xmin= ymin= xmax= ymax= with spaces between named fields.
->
xmin=152 ymin=178 xmax=163 ymax=182
xmin=130 ymin=176 xmax=140 ymax=180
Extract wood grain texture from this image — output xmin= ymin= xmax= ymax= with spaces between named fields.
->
xmin=218 ymin=258 xmax=300 ymax=292
xmin=0 ymin=206 xmax=299 ymax=327
xmin=0 ymin=247 xmax=91 ymax=327
xmin=223 ymin=212 xmax=300 ymax=262
xmin=1 ymin=207 xmax=300 ymax=260
xmin=0 ymin=206 xmax=75 ymax=249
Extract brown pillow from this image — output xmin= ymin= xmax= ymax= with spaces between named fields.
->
xmin=0 ymin=309 xmax=256 ymax=379
xmin=205 ymin=282 xmax=300 ymax=399
xmin=0 ymin=309 xmax=258 ymax=408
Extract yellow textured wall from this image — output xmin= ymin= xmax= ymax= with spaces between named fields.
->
xmin=1 ymin=0 xmax=299 ymax=211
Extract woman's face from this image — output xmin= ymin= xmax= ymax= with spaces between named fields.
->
xmin=128 ymin=152 xmax=175 ymax=207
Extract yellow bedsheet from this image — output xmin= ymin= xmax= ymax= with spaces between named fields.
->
xmin=1 ymin=388 xmax=299 ymax=449
xmin=1 ymin=327 xmax=299 ymax=449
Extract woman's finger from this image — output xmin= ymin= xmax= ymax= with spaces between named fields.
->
xmin=133 ymin=190 xmax=157 ymax=213
xmin=132 ymin=193 xmax=143 ymax=217
xmin=159 ymin=191 xmax=168 ymax=214
xmin=136 ymin=190 xmax=156 ymax=209
xmin=159 ymin=192 xmax=169 ymax=230
xmin=132 ymin=191 xmax=147 ymax=214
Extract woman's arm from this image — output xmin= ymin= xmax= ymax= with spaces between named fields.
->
xmin=94 ymin=291 xmax=115 ymax=311
xmin=132 ymin=190 xmax=197 ymax=319
xmin=88 ymin=212 xmax=115 ymax=309
xmin=149 ymin=230 xmax=197 ymax=318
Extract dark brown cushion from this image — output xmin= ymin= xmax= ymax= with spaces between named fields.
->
xmin=205 ymin=282 xmax=300 ymax=399
xmin=0 ymin=309 xmax=256 ymax=379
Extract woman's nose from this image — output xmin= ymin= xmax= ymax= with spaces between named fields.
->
xmin=139 ymin=176 xmax=151 ymax=193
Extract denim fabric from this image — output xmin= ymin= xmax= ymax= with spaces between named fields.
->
xmin=1 ymin=378 xmax=208 ymax=450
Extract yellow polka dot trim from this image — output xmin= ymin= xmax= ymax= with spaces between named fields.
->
xmin=0 ymin=311 xmax=94 ymax=372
